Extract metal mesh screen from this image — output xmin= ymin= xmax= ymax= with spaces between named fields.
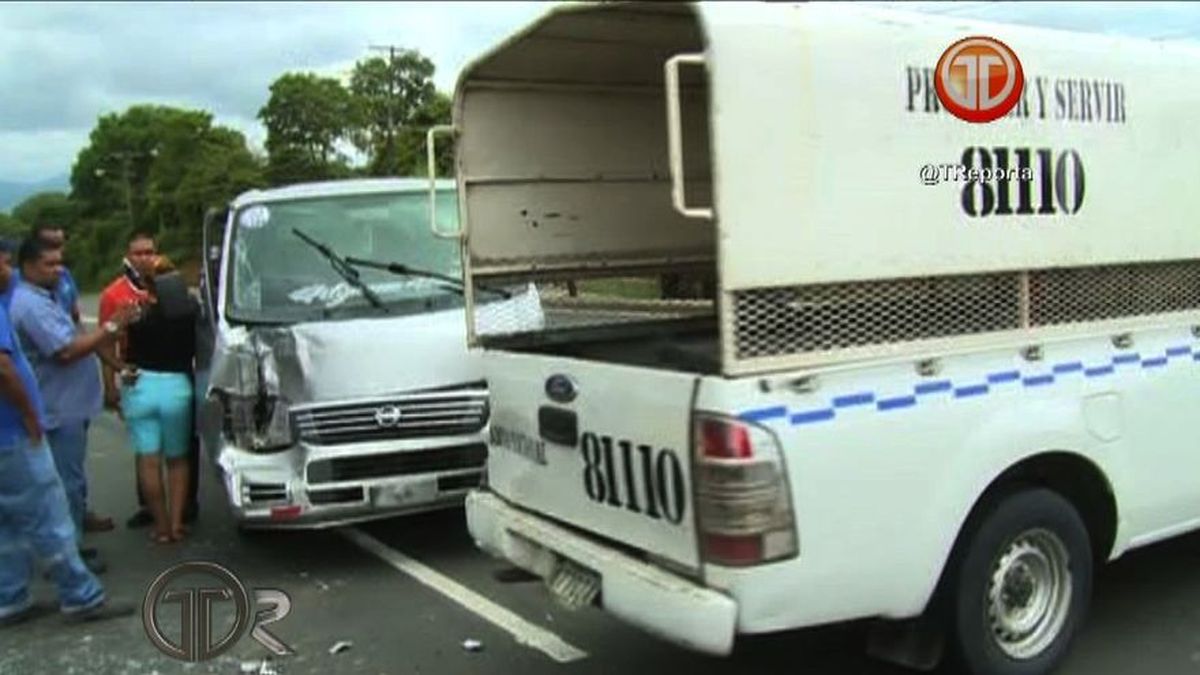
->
xmin=733 ymin=273 xmax=1022 ymax=360
xmin=733 ymin=260 xmax=1200 ymax=363
xmin=1029 ymin=260 xmax=1200 ymax=326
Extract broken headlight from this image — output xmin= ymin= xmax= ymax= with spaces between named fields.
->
xmin=216 ymin=349 xmax=295 ymax=453
xmin=223 ymin=393 xmax=295 ymax=453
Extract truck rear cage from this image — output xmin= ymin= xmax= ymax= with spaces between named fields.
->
xmin=731 ymin=258 xmax=1200 ymax=369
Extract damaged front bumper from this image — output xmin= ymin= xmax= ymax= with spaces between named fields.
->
xmin=216 ymin=435 xmax=486 ymax=530
xmin=466 ymin=490 xmax=738 ymax=656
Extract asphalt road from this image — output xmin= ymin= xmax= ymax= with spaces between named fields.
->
xmin=4 ymin=297 xmax=1200 ymax=674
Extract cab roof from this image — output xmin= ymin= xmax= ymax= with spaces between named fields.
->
xmin=231 ymin=178 xmax=455 ymax=209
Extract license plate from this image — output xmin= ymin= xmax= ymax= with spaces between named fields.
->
xmin=370 ymin=480 xmax=435 ymax=508
xmin=546 ymin=558 xmax=600 ymax=611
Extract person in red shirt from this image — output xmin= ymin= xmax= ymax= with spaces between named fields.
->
xmin=98 ymin=233 xmax=157 ymax=529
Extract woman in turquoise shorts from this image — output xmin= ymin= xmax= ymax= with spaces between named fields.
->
xmin=120 ymin=257 xmax=197 ymax=544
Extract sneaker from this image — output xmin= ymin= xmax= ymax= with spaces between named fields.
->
xmin=126 ymin=510 xmax=153 ymax=529
xmin=84 ymin=557 xmax=107 ymax=576
xmin=63 ymin=600 xmax=136 ymax=625
xmin=83 ymin=512 xmax=115 ymax=533
xmin=0 ymin=603 xmax=53 ymax=628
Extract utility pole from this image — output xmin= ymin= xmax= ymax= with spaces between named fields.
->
xmin=368 ymin=44 xmax=404 ymax=174
xmin=120 ymin=155 xmax=134 ymax=228
xmin=95 ymin=148 xmax=158 ymax=230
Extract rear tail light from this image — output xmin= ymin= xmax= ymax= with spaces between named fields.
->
xmin=693 ymin=413 xmax=797 ymax=567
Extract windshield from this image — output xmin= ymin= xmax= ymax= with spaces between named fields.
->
xmin=226 ymin=188 xmax=462 ymax=323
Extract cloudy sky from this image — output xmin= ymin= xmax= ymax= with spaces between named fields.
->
xmin=2 ymin=1 xmax=1199 ymax=184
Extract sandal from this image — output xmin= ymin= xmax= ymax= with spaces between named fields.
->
xmin=150 ymin=531 xmax=173 ymax=545
xmin=170 ymin=526 xmax=190 ymax=542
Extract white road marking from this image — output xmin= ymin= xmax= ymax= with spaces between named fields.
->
xmin=341 ymin=526 xmax=589 ymax=663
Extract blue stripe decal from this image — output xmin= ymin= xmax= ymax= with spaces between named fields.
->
xmin=740 ymin=406 xmax=788 ymax=423
xmin=954 ymin=384 xmax=990 ymax=398
xmin=791 ymin=409 xmax=835 ymax=425
xmin=736 ymin=339 xmax=1200 ymax=429
xmin=1052 ymin=362 xmax=1084 ymax=375
xmin=1023 ymin=374 xmax=1055 ymax=387
xmin=914 ymin=380 xmax=953 ymax=395
xmin=833 ymin=392 xmax=875 ymax=408
xmin=877 ymin=396 xmax=917 ymax=411
xmin=987 ymin=370 xmax=1021 ymax=384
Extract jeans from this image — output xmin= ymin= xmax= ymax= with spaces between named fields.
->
xmin=0 ymin=435 xmax=104 ymax=616
xmin=46 ymin=422 xmax=88 ymax=542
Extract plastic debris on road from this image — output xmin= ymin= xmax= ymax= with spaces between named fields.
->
xmin=240 ymin=660 xmax=279 ymax=675
xmin=462 ymin=639 xmax=484 ymax=653
xmin=329 ymin=641 xmax=354 ymax=655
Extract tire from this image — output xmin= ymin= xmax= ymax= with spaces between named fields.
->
xmin=944 ymin=487 xmax=1093 ymax=675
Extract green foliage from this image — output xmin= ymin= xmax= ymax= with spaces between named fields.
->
xmin=258 ymin=73 xmax=354 ymax=184
xmin=67 ymin=104 xmax=266 ymax=289
xmin=12 ymin=192 xmax=79 ymax=230
xmin=262 ymin=49 xmax=453 ymax=183
xmin=349 ymin=52 xmax=452 ymax=176
xmin=0 ymin=212 xmax=26 ymax=240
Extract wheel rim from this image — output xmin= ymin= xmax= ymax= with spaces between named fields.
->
xmin=986 ymin=527 xmax=1073 ymax=660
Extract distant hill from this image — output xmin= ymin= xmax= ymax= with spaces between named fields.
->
xmin=0 ymin=173 xmax=70 ymax=213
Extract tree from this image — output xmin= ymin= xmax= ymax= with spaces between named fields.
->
xmin=67 ymin=104 xmax=265 ymax=288
xmin=0 ymin=212 xmax=26 ymax=240
xmin=349 ymin=52 xmax=444 ymax=176
xmin=258 ymin=73 xmax=354 ymax=185
xmin=11 ymin=192 xmax=80 ymax=231
xmin=400 ymin=90 xmax=454 ymax=178
xmin=150 ymin=126 xmax=265 ymax=263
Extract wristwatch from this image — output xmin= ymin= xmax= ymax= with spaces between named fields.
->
xmin=103 ymin=320 xmax=119 ymax=336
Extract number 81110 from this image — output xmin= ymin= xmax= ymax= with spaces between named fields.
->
xmin=580 ymin=431 xmax=687 ymax=525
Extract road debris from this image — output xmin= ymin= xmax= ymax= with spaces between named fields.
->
xmin=329 ymin=641 xmax=354 ymax=655
xmin=462 ymin=639 xmax=484 ymax=653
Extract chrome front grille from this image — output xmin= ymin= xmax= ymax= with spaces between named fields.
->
xmin=292 ymin=389 xmax=489 ymax=446
xmin=306 ymin=443 xmax=488 ymax=484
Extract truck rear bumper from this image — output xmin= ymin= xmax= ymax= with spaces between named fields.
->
xmin=466 ymin=490 xmax=737 ymax=656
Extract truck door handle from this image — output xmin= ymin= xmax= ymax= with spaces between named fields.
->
xmin=538 ymin=406 xmax=578 ymax=447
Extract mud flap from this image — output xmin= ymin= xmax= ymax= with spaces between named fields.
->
xmin=865 ymin=616 xmax=945 ymax=671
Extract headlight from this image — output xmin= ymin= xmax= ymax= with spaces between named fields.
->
xmin=223 ymin=393 xmax=295 ymax=453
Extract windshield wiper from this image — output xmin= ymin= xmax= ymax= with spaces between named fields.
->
xmin=344 ymin=256 xmax=512 ymax=299
xmin=291 ymin=229 xmax=387 ymax=311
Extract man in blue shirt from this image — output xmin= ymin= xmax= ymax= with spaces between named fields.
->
xmin=12 ymin=225 xmax=81 ymax=324
xmin=0 ymin=240 xmax=133 ymax=626
xmin=28 ymin=224 xmax=117 ymax=535
xmin=10 ymin=238 xmax=129 ymax=573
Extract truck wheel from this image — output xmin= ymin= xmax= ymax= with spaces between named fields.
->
xmin=945 ymin=488 xmax=1093 ymax=675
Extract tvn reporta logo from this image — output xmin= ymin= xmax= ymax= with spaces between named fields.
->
xmin=935 ymin=36 xmax=1025 ymax=123
xmin=142 ymin=561 xmax=294 ymax=662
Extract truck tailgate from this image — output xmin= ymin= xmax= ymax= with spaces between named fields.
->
xmin=484 ymin=350 xmax=701 ymax=569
